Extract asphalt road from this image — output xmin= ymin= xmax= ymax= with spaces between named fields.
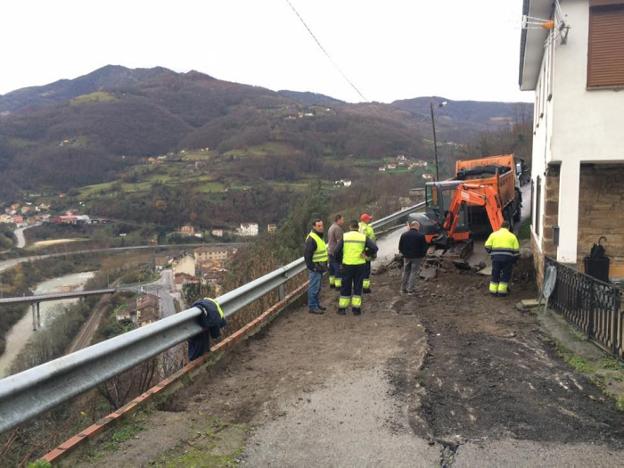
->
xmin=0 ymin=243 xmax=214 ymax=275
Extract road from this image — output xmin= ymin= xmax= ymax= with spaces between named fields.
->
xmin=72 ymin=254 xmax=624 ymax=467
xmin=66 ymin=269 xmax=178 ymax=353
xmin=145 ymin=269 xmax=176 ymax=318
xmin=13 ymin=223 xmax=40 ymax=249
xmin=0 ymin=242 xmax=225 ymax=275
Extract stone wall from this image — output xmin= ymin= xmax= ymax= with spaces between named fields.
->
xmin=532 ymin=164 xmax=560 ymax=289
xmin=543 ymin=165 xmax=560 ymax=259
xmin=577 ymin=164 xmax=624 ymax=279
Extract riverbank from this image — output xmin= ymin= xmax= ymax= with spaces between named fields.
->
xmin=0 ymin=271 xmax=95 ymax=377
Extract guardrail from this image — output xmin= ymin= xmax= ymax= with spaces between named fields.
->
xmin=0 ymin=201 xmax=425 ymax=433
xmin=545 ymin=256 xmax=623 ymax=359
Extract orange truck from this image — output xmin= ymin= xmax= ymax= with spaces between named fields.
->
xmin=409 ymin=154 xmax=522 ymax=246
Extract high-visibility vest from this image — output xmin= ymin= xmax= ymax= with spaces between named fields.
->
xmin=342 ymin=230 xmax=367 ymax=265
xmin=307 ymin=231 xmax=328 ymax=263
xmin=484 ymin=228 xmax=520 ymax=258
xmin=204 ymin=297 xmax=224 ymax=318
xmin=359 ymin=222 xmax=376 ymax=241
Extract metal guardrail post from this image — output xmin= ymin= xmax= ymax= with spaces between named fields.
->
xmin=31 ymin=304 xmax=37 ymax=332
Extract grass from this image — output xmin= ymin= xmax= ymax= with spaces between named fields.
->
xmin=154 ymin=418 xmax=247 ymax=468
xmin=71 ymin=91 xmax=118 ymax=105
xmin=84 ymin=420 xmax=146 ymax=462
xmin=222 ymin=142 xmax=295 ymax=159
xmin=554 ymin=339 xmax=624 ymax=410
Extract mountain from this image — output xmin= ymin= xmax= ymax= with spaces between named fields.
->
xmin=0 ymin=65 xmax=532 ymax=202
xmin=277 ymin=90 xmax=345 ymax=107
xmin=0 ymin=65 xmax=177 ymax=114
xmin=392 ymin=96 xmax=531 ymax=136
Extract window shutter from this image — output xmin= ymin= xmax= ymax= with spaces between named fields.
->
xmin=590 ymin=0 xmax=624 ymax=6
xmin=588 ymin=5 xmax=624 ymax=88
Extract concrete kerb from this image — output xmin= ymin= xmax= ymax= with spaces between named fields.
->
xmin=42 ymin=282 xmax=309 ymax=464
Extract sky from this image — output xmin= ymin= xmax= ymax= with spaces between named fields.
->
xmin=0 ymin=0 xmax=531 ymax=103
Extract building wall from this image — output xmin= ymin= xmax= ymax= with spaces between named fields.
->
xmin=577 ymin=164 xmax=624 ymax=279
xmin=173 ymin=255 xmax=196 ymax=277
xmin=529 ymin=0 xmax=624 ymax=265
xmin=551 ymin=0 xmax=624 ymax=163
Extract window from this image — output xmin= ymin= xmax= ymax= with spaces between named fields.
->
xmin=588 ymin=1 xmax=624 ymax=88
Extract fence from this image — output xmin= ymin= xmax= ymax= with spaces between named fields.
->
xmin=545 ymin=256 xmax=623 ymax=359
xmin=0 ymin=201 xmax=425 ymax=434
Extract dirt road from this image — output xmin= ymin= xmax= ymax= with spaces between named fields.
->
xmin=72 ymin=261 xmax=624 ymax=467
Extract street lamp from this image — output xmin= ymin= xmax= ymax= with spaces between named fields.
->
xmin=430 ymin=100 xmax=448 ymax=181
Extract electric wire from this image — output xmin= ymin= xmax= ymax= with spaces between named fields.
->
xmin=283 ymin=0 xmax=367 ymax=101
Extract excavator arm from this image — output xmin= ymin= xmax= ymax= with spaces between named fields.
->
xmin=442 ymin=183 xmax=505 ymax=240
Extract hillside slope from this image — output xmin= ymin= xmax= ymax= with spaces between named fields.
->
xmin=0 ymin=65 xmax=532 ymax=200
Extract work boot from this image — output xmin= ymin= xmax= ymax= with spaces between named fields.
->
xmin=308 ymin=308 xmax=324 ymax=315
xmin=363 ymin=288 xmax=371 ymax=294
xmin=337 ymin=308 xmax=347 ymax=315
xmin=329 ymin=284 xmax=336 ymax=289
xmin=318 ymin=305 xmax=327 ymax=311
xmin=352 ymin=308 xmax=362 ymax=316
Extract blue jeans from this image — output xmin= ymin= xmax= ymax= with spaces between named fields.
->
xmin=308 ymin=270 xmax=323 ymax=309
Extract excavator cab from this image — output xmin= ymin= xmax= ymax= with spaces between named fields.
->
xmin=407 ymin=181 xmax=471 ymax=246
xmin=425 ymin=181 xmax=471 ymax=243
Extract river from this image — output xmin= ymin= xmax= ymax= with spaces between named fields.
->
xmin=0 ymin=271 xmax=95 ymax=377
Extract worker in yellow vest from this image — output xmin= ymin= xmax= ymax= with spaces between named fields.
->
xmin=358 ymin=213 xmax=376 ymax=293
xmin=304 ymin=218 xmax=328 ymax=314
xmin=484 ymin=221 xmax=520 ymax=297
xmin=334 ymin=220 xmax=378 ymax=315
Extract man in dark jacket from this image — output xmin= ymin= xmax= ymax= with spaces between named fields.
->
xmin=187 ymin=298 xmax=227 ymax=361
xmin=398 ymin=221 xmax=428 ymax=294
xmin=304 ymin=218 xmax=328 ymax=314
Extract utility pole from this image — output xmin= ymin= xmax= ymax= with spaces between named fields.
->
xmin=429 ymin=100 xmax=448 ymax=182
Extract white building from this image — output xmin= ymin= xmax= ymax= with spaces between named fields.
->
xmin=237 ymin=223 xmax=259 ymax=237
xmin=520 ymin=0 xmax=624 ymax=280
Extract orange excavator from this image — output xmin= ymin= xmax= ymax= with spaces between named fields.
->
xmin=409 ymin=154 xmax=522 ymax=257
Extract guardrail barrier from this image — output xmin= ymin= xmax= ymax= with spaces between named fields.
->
xmin=0 ymin=201 xmax=425 ymax=433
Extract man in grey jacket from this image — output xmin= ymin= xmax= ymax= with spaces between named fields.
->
xmin=326 ymin=214 xmax=344 ymax=289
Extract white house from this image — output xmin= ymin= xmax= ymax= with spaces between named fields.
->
xmin=237 ymin=223 xmax=259 ymax=237
xmin=520 ymin=0 xmax=624 ymax=280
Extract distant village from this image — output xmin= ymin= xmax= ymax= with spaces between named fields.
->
xmin=378 ymin=155 xmax=433 ymax=180
xmin=1 ymin=201 xmax=276 ymax=240
xmin=115 ymin=244 xmax=240 ymax=328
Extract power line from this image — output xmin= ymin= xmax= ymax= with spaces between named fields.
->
xmin=284 ymin=0 xmax=368 ymax=101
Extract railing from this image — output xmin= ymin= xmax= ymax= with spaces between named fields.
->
xmin=0 ymin=201 xmax=425 ymax=433
xmin=545 ymin=257 xmax=623 ymax=359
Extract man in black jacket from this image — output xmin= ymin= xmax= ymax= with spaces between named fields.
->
xmin=398 ymin=221 xmax=428 ymax=294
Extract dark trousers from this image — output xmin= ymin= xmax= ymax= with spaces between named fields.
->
xmin=328 ymin=254 xmax=342 ymax=286
xmin=363 ymin=260 xmax=372 ymax=290
xmin=491 ymin=258 xmax=514 ymax=295
xmin=339 ymin=264 xmax=366 ymax=309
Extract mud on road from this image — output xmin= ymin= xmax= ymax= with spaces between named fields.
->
xmin=72 ymin=258 xmax=624 ymax=467
xmin=395 ymin=260 xmax=624 ymax=455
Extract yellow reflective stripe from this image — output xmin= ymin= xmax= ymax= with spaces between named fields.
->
xmin=205 ymin=298 xmax=225 ymax=318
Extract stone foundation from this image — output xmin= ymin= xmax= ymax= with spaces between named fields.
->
xmin=577 ymin=164 xmax=624 ymax=279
